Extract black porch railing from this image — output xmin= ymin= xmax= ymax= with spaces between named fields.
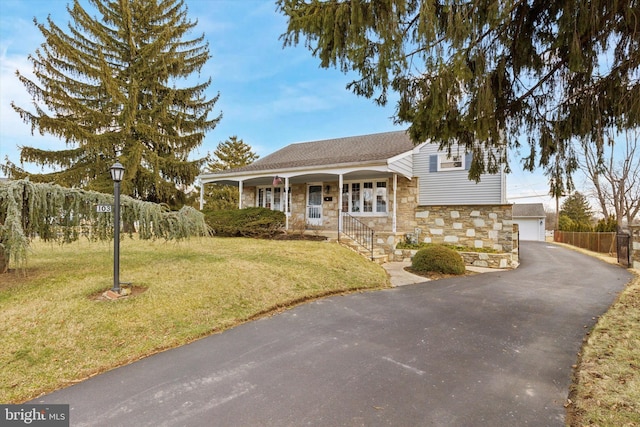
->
xmin=339 ymin=212 xmax=374 ymax=260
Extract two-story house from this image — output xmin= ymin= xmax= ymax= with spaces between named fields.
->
xmin=197 ymin=131 xmax=513 ymax=262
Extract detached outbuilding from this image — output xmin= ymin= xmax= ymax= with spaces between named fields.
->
xmin=512 ymin=203 xmax=546 ymax=241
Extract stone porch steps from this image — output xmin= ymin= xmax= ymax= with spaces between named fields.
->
xmin=338 ymin=235 xmax=389 ymax=265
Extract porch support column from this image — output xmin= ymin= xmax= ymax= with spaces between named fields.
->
xmin=285 ymin=176 xmax=290 ymax=230
xmin=392 ymin=173 xmax=398 ymax=233
xmin=338 ymin=173 xmax=343 ymax=234
xmin=199 ymin=179 xmax=204 ymax=210
xmin=238 ymin=180 xmax=244 ymax=209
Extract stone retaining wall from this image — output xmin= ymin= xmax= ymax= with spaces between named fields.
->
xmin=459 ymin=251 xmax=514 ymax=269
xmin=392 ymin=248 xmax=514 ymax=269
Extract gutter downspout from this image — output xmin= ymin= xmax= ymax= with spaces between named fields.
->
xmin=285 ymin=176 xmax=290 ymax=230
xmin=393 ymin=173 xmax=398 ymax=233
xmin=338 ymin=173 xmax=343 ymax=234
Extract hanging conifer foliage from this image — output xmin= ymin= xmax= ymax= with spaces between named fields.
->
xmin=0 ymin=180 xmax=209 ymax=273
xmin=5 ymin=0 xmax=220 ymax=208
xmin=277 ymin=0 xmax=639 ymax=192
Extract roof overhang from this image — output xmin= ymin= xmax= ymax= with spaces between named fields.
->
xmin=197 ymin=155 xmax=414 ymax=187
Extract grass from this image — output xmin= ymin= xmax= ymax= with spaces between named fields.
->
xmin=561 ymin=245 xmax=640 ymax=426
xmin=0 ymin=237 xmax=389 ymax=403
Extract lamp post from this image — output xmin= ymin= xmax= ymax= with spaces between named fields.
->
xmin=110 ymin=162 xmax=125 ymax=293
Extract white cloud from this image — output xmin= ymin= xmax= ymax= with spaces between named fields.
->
xmin=0 ymin=39 xmax=66 ymax=171
xmin=1 ymin=52 xmax=34 ymax=136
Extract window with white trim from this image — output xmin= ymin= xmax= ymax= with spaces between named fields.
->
xmin=342 ymin=180 xmax=387 ymax=214
xmin=438 ymin=153 xmax=464 ymax=171
xmin=257 ymin=186 xmax=290 ymax=212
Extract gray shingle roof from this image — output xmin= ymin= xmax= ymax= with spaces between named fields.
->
xmin=512 ymin=203 xmax=546 ymax=217
xmin=213 ymin=130 xmax=414 ymax=174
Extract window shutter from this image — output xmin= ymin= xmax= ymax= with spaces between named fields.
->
xmin=465 ymin=152 xmax=473 ymax=171
xmin=429 ymin=155 xmax=438 ymax=172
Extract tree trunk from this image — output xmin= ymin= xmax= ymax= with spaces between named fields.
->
xmin=0 ymin=245 xmax=7 ymax=273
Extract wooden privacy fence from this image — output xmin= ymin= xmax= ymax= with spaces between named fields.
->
xmin=554 ymin=231 xmax=617 ymax=254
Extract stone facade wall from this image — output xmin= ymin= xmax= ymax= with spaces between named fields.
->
xmin=239 ymin=181 xmax=516 ymax=269
xmin=385 ymin=204 xmax=515 ymax=265
xmin=394 ymin=177 xmax=421 ymax=232
xmin=288 ymin=183 xmax=307 ymax=228
xmin=316 ymin=182 xmax=339 ymax=231
xmin=241 ymin=186 xmax=256 ymax=209
xmin=412 ymin=205 xmax=513 ymax=252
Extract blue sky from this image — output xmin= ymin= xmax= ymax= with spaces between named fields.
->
xmin=0 ymin=0 xmax=563 ymax=209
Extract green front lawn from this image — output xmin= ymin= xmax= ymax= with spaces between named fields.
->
xmin=0 ymin=237 xmax=389 ymax=403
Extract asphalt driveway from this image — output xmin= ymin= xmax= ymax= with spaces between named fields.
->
xmin=34 ymin=242 xmax=632 ymax=426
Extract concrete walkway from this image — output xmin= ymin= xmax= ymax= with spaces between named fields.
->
xmin=383 ymin=260 xmax=506 ymax=287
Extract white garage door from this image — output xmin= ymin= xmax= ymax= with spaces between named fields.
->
xmin=515 ymin=219 xmax=544 ymax=241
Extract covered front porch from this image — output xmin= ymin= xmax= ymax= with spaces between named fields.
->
xmin=199 ymin=166 xmax=415 ymax=238
xmin=196 ymin=131 xmax=424 ymax=261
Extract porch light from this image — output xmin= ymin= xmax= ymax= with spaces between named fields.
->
xmin=110 ymin=162 xmax=125 ymax=182
xmin=110 ymin=161 xmax=125 ymax=293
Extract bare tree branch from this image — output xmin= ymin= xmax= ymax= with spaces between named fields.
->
xmin=579 ymin=127 xmax=640 ymax=227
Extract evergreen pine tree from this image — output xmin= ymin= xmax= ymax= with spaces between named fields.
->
xmin=207 ymin=136 xmax=259 ymax=172
xmin=277 ymin=0 xmax=639 ymax=191
xmin=560 ymin=192 xmax=593 ymax=231
xmin=6 ymin=0 xmax=220 ymax=208
xmin=204 ymin=136 xmax=259 ymax=211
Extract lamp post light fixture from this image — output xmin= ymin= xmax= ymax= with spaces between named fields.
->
xmin=110 ymin=161 xmax=125 ymax=293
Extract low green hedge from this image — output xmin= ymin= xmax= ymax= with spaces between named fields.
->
xmin=203 ymin=207 xmax=285 ymax=238
xmin=411 ymin=244 xmax=466 ymax=275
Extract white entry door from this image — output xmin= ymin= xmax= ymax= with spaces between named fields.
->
xmin=306 ymin=184 xmax=323 ymax=226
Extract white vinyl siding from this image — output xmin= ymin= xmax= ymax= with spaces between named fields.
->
xmin=414 ymin=144 xmax=504 ymax=205
xmin=388 ymin=152 xmax=413 ymax=178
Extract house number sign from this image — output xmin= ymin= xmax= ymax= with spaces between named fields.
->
xmin=95 ymin=204 xmax=112 ymax=213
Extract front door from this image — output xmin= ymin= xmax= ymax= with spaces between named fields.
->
xmin=306 ymin=184 xmax=323 ymax=226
